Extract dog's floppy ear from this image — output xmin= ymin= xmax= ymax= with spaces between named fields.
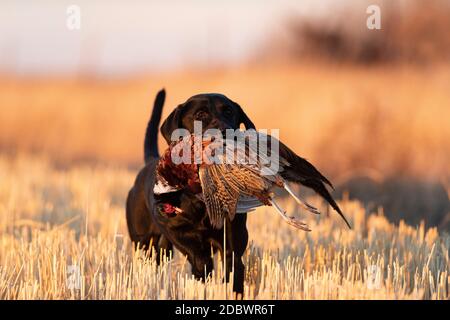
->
xmin=160 ymin=104 xmax=184 ymax=144
xmin=234 ymin=102 xmax=256 ymax=130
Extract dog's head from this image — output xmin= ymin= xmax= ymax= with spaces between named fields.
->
xmin=160 ymin=93 xmax=255 ymax=144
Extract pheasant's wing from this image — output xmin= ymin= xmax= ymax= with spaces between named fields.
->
xmin=235 ymin=133 xmax=321 ymax=215
xmin=236 ymin=195 xmax=264 ymax=213
xmin=198 ymin=165 xmax=239 ymax=229
xmin=198 ymin=163 xmax=271 ymax=229
xmin=224 ymin=164 xmax=273 ymax=197
xmin=278 ymin=140 xmax=333 ymax=187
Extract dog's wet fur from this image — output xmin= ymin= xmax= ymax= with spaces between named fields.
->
xmin=126 ymin=90 xmax=255 ymax=295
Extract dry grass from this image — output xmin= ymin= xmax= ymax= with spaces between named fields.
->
xmin=0 ymin=154 xmax=448 ymax=300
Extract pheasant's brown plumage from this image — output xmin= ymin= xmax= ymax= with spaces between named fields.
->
xmin=154 ymin=133 xmax=351 ymax=231
xmin=199 ymin=163 xmax=276 ymax=228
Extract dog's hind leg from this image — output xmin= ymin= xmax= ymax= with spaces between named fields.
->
xmin=126 ymin=182 xmax=173 ymax=264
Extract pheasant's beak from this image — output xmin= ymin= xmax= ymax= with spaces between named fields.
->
xmin=174 ymin=207 xmax=183 ymax=214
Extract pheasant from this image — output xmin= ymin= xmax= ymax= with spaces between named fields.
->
xmin=154 ymin=132 xmax=351 ymax=231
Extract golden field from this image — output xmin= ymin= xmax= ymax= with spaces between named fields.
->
xmin=0 ymin=154 xmax=448 ymax=300
xmin=0 ymin=63 xmax=449 ymax=179
xmin=0 ymin=63 xmax=449 ymax=299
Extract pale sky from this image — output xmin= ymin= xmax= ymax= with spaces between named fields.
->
xmin=0 ymin=0 xmax=340 ymax=76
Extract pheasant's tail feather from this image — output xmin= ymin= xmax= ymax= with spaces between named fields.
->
xmin=301 ymin=179 xmax=352 ymax=229
xmin=274 ymin=138 xmax=351 ymax=229
xmin=282 ymin=181 xmax=321 ymax=215
xmin=278 ymin=140 xmax=333 ymax=188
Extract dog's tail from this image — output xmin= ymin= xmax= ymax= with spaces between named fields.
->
xmin=144 ymin=89 xmax=166 ymax=163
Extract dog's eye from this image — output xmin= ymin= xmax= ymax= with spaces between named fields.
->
xmin=223 ymin=108 xmax=233 ymax=117
xmin=194 ymin=111 xmax=208 ymax=120
xmin=222 ymin=106 xmax=233 ymax=118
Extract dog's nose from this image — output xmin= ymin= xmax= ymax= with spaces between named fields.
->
xmin=219 ymin=127 xmax=234 ymax=139
xmin=220 ymin=122 xmax=233 ymax=131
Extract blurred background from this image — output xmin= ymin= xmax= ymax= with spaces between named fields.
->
xmin=0 ymin=0 xmax=449 ymax=228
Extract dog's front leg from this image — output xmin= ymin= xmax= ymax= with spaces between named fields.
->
xmin=221 ymin=214 xmax=248 ymax=298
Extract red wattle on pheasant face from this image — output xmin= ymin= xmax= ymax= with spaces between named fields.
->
xmin=163 ymin=203 xmax=176 ymax=214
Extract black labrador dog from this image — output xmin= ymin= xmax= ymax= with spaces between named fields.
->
xmin=126 ymin=89 xmax=255 ymax=296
